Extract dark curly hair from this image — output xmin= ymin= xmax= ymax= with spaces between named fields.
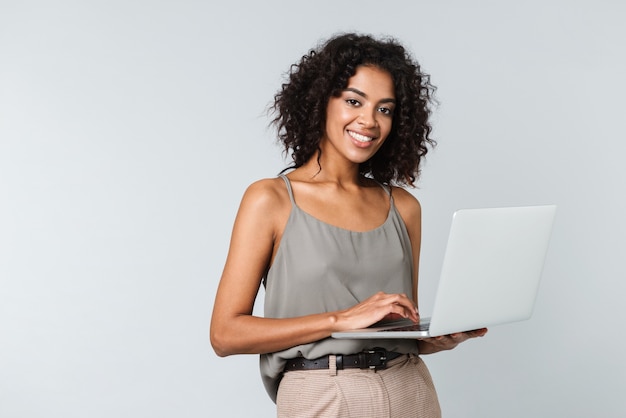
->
xmin=271 ymin=32 xmax=437 ymax=186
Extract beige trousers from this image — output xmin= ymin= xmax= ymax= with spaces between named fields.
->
xmin=276 ymin=354 xmax=441 ymax=418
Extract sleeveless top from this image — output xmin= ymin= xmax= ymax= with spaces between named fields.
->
xmin=260 ymin=175 xmax=419 ymax=402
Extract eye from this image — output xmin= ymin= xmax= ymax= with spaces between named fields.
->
xmin=378 ymin=106 xmax=394 ymax=116
xmin=345 ymin=98 xmax=361 ymax=107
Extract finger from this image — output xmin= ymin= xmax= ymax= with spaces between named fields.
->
xmin=383 ymin=312 xmax=407 ymax=321
xmin=391 ymin=294 xmax=419 ymax=320
xmin=473 ymin=328 xmax=488 ymax=337
xmin=368 ymin=292 xmax=419 ymax=322
xmin=465 ymin=328 xmax=488 ymax=338
xmin=388 ymin=302 xmax=417 ymax=321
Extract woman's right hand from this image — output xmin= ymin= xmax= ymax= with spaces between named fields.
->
xmin=334 ymin=291 xmax=419 ymax=331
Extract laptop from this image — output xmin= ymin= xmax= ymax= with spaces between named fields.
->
xmin=331 ymin=205 xmax=557 ymax=339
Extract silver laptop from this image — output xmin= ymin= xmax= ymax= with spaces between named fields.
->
xmin=331 ymin=205 xmax=557 ymax=339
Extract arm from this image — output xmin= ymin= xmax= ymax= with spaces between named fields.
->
xmin=210 ymin=179 xmax=418 ymax=357
xmin=392 ymin=188 xmax=487 ymax=355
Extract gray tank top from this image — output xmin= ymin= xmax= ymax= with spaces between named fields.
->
xmin=260 ymin=175 xmax=419 ymax=402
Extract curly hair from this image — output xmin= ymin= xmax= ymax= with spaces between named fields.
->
xmin=271 ymin=32 xmax=437 ymax=186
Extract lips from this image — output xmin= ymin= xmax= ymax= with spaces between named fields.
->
xmin=348 ymin=130 xmax=375 ymax=143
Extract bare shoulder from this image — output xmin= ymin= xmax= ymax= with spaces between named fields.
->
xmin=391 ymin=186 xmax=422 ymax=225
xmin=238 ymin=177 xmax=291 ymax=226
xmin=242 ymin=177 xmax=288 ymax=205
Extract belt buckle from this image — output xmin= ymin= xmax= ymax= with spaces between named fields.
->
xmin=360 ymin=348 xmax=388 ymax=370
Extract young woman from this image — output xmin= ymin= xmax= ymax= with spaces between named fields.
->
xmin=210 ymin=33 xmax=487 ymax=418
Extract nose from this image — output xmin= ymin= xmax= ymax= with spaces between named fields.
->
xmin=357 ymin=108 xmax=377 ymax=128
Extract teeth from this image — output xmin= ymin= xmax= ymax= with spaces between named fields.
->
xmin=349 ymin=131 xmax=374 ymax=142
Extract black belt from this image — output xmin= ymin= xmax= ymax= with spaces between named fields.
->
xmin=284 ymin=348 xmax=403 ymax=372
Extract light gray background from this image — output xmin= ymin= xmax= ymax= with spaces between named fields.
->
xmin=1 ymin=1 xmax=625 ymax=417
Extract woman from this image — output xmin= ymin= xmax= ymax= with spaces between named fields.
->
xmin=210 ymin=33 xmax=487 ymax=417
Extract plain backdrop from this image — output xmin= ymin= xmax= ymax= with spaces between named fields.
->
xmin=1 ymin=1 xmax=625 ymax=417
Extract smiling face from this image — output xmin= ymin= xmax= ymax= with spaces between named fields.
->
xmin=320 ymin=65 xmax=396 ymax=165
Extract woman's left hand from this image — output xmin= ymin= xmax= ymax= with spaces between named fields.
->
xmin=417 ymin=328 xmax=488 ymax=354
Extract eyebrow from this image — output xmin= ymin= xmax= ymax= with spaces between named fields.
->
xmin=344 ymin=87 xmax=396 ymax=104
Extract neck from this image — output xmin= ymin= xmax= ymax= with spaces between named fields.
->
xmin=299 ymin=149 xmax=362 ymax=185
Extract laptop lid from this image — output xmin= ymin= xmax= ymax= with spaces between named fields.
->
xmin=331 ymin=205 xmax=556 ymax=339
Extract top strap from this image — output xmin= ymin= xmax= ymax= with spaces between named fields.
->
xmin=279 ymin=174 xmax=296 ymax=207
xmin=371 ymin=178 xmax=391 ymax=197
